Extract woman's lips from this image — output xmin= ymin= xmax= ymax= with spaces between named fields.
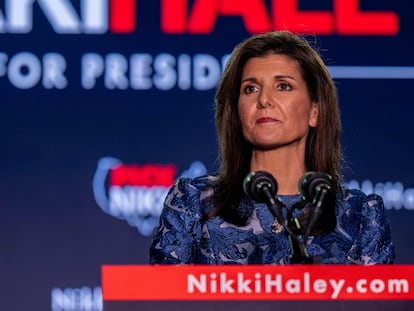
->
xmin=256 ymin=117 xmax=280 ymax=124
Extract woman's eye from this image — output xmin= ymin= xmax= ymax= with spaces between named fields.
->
xmin=277 ymin=82 xmax=292 ymax=91
xmin=243 ymin=85 xmax=258 ymax=94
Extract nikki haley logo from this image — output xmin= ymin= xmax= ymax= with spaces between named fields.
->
xmin=0 ymin=0 xmax=399 ymax=35
xmin=92 ymin=157 xmax=207 ymax=236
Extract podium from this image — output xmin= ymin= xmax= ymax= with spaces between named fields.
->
xmin=102 ymin=265 xmax=414 ymax=311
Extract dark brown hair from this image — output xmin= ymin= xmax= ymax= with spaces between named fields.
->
xmin=212 ymin=31 xmax=342 ymax=225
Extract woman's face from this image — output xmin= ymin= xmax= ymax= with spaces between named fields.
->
xmin=238 ymin=54 xmax=318 ymax=150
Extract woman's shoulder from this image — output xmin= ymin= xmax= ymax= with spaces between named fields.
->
xmin=338 ymin=187 xmax=386 ymax=217
xmin=172 ymin=173 xmax=217 ymax=195
xmin=336 ymin=187 xmax=394 ymax=264
xmin=340 ymin=187 xmax=384 ymax=206
xmin=164 ymin=174 xmax=217 ymax=214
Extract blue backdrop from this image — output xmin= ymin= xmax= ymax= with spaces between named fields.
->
xmin=1 ymin=1 xmax=413 ymax=310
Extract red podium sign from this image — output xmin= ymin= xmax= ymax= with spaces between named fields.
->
xmin=102 ymin=265 xmax=414 ymax=301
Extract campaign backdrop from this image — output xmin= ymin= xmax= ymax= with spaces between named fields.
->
xmin=1 ymin=1 xmax=413 ymax=310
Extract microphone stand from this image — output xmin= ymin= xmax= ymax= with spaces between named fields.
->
xmin=261 ymin=185 xmax=313 ymax=264
xmin=304 ymin=186 xmax=329 ymax=239
xmin=244 ymin=170 xmax=335 ymax=264
xmin=285 ymin=209 xmax=314 ymax=264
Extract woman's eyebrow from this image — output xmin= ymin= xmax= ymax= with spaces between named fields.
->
xmin=274 ymin=74 xmax=295 ymax=80
xmin=241 ymin=74 xmax=296 ymax=83
xmin=240 ymin=77 xmax=257 ymax=83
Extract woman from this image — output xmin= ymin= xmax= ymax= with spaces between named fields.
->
xmin=149 ymin=31 xmax=395 ymax=264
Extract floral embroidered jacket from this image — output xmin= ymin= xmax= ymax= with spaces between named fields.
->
xmin=149 ymin=175 xmax=395 ymax=264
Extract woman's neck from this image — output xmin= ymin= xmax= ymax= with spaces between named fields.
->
xmin=250 ymin=147 xmax=306 ymax=195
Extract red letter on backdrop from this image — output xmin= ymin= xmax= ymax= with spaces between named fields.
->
xmin=110 ymin=165 xmax=176 ymax=186
xmin=187 ymin=0 xmax=271 ymax=34
xmin=272 ymin=0 xmax=333 ymax=34
xmin=109 ymin=0 xmax=136 ymax=33
xmin=161 ymin=0 xmax=187 ymax=33
xmin=335 ymin=0 xmax=399 ymax=35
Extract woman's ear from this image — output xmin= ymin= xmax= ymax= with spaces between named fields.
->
xmin=309 ymin=103 xmax=318 ymax=128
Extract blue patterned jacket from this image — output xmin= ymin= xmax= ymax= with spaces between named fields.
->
xmin=150 ymin=174 xmax=395 ymax=264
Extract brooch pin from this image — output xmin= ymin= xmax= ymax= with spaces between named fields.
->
xmin=271 ymin=219 xmax=284 ymax=234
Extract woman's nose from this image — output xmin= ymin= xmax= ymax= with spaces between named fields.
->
xmin=257 ymin=89 xmax=273 ymax=108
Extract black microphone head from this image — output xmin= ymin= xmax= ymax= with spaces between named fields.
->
xmin=298 ymin=171 xmax=334 ymax=200
xmin=243 ymin=171 xmax=278 ymax=203
xmin=297 ymin=171 xmax=337 ymax=236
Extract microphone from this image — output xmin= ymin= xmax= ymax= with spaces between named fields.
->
xmin=298 ymin=172 xmax=337 ymax=237
xmin=243 ymin=171 xmax=285 ymax=229
xmin=244 ymin=171 xmax=313 ymax=263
